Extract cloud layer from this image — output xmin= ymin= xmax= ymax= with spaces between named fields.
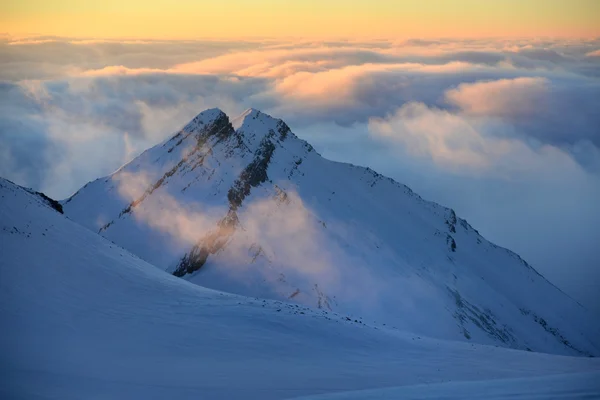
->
xmin=1 ymin=35 xmax=599 ymax=311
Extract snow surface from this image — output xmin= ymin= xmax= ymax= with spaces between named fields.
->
xmin=61 ymin=108 xmax=600 ymax=357
xmin=2 ymin=177 xmax=599 ymax=399
xmin=294 ymin=372 xmax=600 ymax=399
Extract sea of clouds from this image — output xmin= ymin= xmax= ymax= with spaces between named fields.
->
xmin=1 ymin=34 xmax=599 ymax=310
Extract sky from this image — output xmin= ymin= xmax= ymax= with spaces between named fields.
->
xmin=2 ymin=0 xmax=600 ymax=39
xmin=0 ymin=2 xmax=599 ymax=312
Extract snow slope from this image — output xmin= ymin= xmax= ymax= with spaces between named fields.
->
xmin=1 ymin=177 xmax=600 ymax=399
xmin=62 ymin=108 xmax=600 ymax=356
xmin=294 ymin=372 xmax=600 ymax=400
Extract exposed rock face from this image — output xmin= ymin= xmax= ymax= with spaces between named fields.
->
xmin=62 ymin=108 xmax=600 ymax=357
xmin=35 ymin=191 xmax=63 ymax=214
xmin=173 ymin=210 xmax=238 ymax=277
xmin=228 ymin=137 xmax=276 ymax=210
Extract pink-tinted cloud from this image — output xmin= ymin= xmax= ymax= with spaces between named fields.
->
xmin=445 ymin=77 xmax=549 ymax=118
xmin=586 ymin=49 xmax=600 ymax=57
xmin=80 ymin=66 xmax=169 ymax=76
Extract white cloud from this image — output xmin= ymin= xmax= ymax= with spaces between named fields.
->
xmin=368 ymin=101 xmax=583 ymax=179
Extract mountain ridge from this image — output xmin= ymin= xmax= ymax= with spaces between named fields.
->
xmin=61 ymin=107 xmax=600 ymax=356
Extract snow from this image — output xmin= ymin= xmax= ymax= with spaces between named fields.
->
xmin=61 ymin=108 xmax=600 ymax=357
xmin=294 ymin=372 xmax=600 ymax=399
xmin=2 ymin=177 xmax=600 ymax=399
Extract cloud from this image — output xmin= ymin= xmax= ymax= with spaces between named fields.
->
xmin=114 ymin=170 xmax=225 ymax=247
xmin=1 ymin=35 xmax=600 ymax=311
xmin=585 ymin=49 xmax=600 ymax=57
xmin=368 ymin=101 xmax=584 ymax=178
xmin=444 ymin=76 xmax=600 ymax=157
xmin=7 ymin=39 xmax=59 ymax=46
xmin=370 ymin=102 xmax=504 ymax=171
xmin=445 ymin=77 xmax=549 ymax=118
xmin=3 ymin=36 xmax=599 ymax=181
xmin=0 ymin=37 xmax=265 ymax=81
xmin=80 ymin=66 xmax=169 ymax=76
xmin=112 ymin=169 xmax=382 ymax=310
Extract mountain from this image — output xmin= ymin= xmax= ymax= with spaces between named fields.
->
xmin=62 ymin=108 xmax=599 ymax=356
xmin=2 ymin=177 xmax=600 ymax=399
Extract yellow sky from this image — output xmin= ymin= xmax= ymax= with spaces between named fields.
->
xmin=2 ymin=0 xmax=599 ymax=39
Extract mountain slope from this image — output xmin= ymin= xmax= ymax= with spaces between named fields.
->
xmin=62 ymin=108 xmax=600 ymax=356
xmin=2 ymin=177 xmax=600 ymax=399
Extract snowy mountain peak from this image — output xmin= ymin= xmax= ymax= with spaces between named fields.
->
xmin=62 ymin=108 xmax=600 ymax=357
xmin=231 ymin=107 xmax=257 ymax=129
xmin=231 ymin=108 xmax=293 ymax=153
xmin=232 ymin=107 xmax=278 ymax=128
xmin=172 ymin=107 xmax=293 ymax=159
xmin=181 ymin=107 xmax=228 ymax=133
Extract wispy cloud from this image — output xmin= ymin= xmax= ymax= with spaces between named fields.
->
xmin=114 ymin=170 xmax=225 ymax=247
xmin=112 ymin=169 xmax=382 ymax=311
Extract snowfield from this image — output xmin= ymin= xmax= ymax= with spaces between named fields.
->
xmin=294 ymin=372 xmax=600 ymax=400
xmin=1 ymin=178 xmax=599 ymax=399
